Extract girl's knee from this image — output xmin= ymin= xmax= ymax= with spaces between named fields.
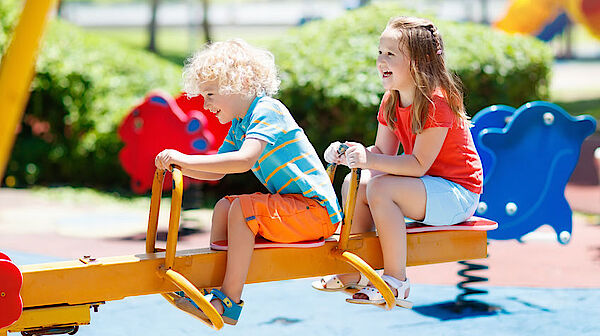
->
xmin=365 ymin=175 xmax=388 ymax=200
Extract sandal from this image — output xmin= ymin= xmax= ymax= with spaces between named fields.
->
xmin=311 ymin=273 xmax=370 ymax=292
xmin=345 ymin=275 xmax=413 ymax=309
xmin=174 ymin=288 xmax=244 ymax=326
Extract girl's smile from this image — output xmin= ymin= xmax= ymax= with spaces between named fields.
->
xmin=377 ymin=29 xmax=412 ymax=92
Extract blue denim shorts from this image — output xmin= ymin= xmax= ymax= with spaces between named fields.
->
xmin=419 ymin=175 xmax=480 ymax=226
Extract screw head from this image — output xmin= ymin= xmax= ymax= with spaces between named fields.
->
xmin=543 ymin=112 xmax=554 ymax=125
xmin=559 ymin=231 xmax=571 ymax=244
xmin=477 ymin=201 xmax=488 ymax=214
xmin=505 ymin=202 xmax=518 ymax=216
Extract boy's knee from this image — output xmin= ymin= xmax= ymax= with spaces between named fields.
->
xmin=215 ymin=197 xmax=232 ymax=211
xmin=227 ymin=198 xmax=244 ymax=221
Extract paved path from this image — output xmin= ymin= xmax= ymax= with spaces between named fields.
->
xmin=1 ymin=187 xmax=599 ymax=288
xmin=4 ymin=249 xmax=600 ymax=336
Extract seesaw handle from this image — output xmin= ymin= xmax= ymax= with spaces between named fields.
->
xmin=146 ymin=169 xmax=166 ymax=253
xmin=162 ymin=269 xmax=224 ymax=330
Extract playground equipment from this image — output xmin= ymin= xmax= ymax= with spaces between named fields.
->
xmin=472 ymin=101 xmax=596 ymax=243
xmin=495 ymin=0 xmax=600 ymax=41
xmin=119 ymin=90 xmax=229 ymax=194
xmin=0 ymin=160 xmax=496 ymax=334
xmin=450 ymin=101 xmax=597 ymax=311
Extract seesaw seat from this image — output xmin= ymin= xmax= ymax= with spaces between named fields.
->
xmin=211 ymin=217 xmax=497 ymax=250
xmin=1 ymin=166 xmax=495 ymax=334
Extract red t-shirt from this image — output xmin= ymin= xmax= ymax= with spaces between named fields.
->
xmin=376 ymin=91 xmax=483 ymax=194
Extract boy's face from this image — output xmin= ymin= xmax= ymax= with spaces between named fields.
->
xmin=199 ymin=81 xmax=246 ymax=124
xmin=377 ymin=29 xmax=413 ymax=92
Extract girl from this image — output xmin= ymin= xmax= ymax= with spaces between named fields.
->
xmin=313 ymin=16 xmax=483 ymax=307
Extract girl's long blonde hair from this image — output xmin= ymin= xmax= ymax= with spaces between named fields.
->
xmin=381 ymin=16 xmax=467 ymax=134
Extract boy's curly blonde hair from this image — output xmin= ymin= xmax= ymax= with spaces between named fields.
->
xmin=182 ymin=39 xmax=280 ymax=98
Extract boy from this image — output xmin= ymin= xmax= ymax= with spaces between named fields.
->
xmin=155 ymin=39 xmax=342 ymax=326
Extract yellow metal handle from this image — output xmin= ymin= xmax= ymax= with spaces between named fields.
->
xmin=336 ymin=251 xmax=396 ymax=310
xmin=326 ymin=163 xmax=337 ymax=183
xmin=164 ymin=165 xmax=183 ymax=270
xmin=328 ymin=144 xmax=395 ymax=309
xmin=146 ymin=169 xmax=166 ymax=253
xmin=163 ymin=269 xmax=224 ymax=330
xmin=149 ymin=166 xmax=224 ymax=327
xmin=338 ymin=168 xmax=361 ymax=251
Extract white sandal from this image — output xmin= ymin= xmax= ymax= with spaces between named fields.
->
xmin=345 ymin=275 xmax=413 ymax=309
xmin=311 ymin=273 xmax=370 ymax=292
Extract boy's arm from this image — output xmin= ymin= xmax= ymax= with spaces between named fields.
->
xmin=156 ymin=138 xmax=267 ymax=174
xmin=181 ymin=168 xmax=225 ymax=181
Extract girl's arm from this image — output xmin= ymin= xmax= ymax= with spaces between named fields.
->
xmin=371 ymin=123 xmax=400 ymax=155
xmin=155 ymin=138 xmax=267 ymax=175
xmin=347 ymin=126 xmax=448 ymax=177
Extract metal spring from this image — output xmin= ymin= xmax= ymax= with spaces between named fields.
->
xmin=456 ymin=260 xmax=489 ymax=304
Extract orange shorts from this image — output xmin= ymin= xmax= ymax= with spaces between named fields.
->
xmin=225 ymin=192 xmax=339 ymax=243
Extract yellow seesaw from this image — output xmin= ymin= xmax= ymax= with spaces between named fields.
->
xmin=0 ymin=162 xmax=495 ymax=335
xmin=0 ymin=1 xmax=494 ymax=333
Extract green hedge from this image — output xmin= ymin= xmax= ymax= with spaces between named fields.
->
xmin=1 ymin=1 xmax=552 ymax=193
xmin=1 ymin=0 xmax=182 ymax=187
xmin=270 ymin=3 xmax=553 ymax=154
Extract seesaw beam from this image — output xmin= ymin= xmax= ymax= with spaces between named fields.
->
xmin=18 ymin=230 xmax=486 ymax=309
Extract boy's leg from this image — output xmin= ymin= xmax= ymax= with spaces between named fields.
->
xmin=356 ymin=174 xmax=425 ymax=298
xmin=210 ymin=197 xmax=231 ymax=243
xmin=217 ymin=198 xmax=256 ymax=309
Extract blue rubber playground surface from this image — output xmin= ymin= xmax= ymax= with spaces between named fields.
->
xmin=8 ymin=250 xmax=600 ymax=336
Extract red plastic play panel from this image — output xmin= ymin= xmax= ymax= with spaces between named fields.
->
xmin=0 ymin=253 xmax=23 ymax=329
xmin=118 ymin=90 xmax=230 ymax=194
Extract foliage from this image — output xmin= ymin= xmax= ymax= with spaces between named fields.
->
xmin=1 ymin=2 xmax=182 ymax=187
xmin=1 ymin=1 xmax=554 ymax=194
xmin=270 ymin=3 xmax=553 ymax=156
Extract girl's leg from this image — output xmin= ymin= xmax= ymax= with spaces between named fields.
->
xmin=210 ymin=197 xmax=231 ymax=243
xmin=213 ymin=198 xmax=256 ymax=313
xmin=336 ymin=169 xmax=378 ymax=285
xmin=341 ymin=169 xmax=381 ymax=234
xmin=355 ymin=175 xmax=426 ymax=298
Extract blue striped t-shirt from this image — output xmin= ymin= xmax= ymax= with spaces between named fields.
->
xmin=217 ymin=96 xmax=343 ymax=225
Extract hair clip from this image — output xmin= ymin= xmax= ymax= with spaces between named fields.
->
xmin=436 ymin=49 xmax=442 ymax=55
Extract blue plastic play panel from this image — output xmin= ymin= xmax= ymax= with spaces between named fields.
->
xmin=471 ymin=101 xmax=596 ymax=244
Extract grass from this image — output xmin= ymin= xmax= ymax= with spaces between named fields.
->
xmin=552 ymin=98 xmax=600 ymax=125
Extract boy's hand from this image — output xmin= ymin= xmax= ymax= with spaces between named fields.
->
xmin=155 ymin=149 xmax=185 ymax=170
xmin=344 ymin=142 xmax=369 ymax=169
xmin=324 ymin=141 xmax=345 ymax=164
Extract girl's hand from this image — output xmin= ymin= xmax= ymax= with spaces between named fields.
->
xmin=324 ymin=141 xmax=346 ymax=164
xmin=155 ymin=149 xmax=185 ymax=170
xmin=344 ymin=142 xmax=369 ymax=169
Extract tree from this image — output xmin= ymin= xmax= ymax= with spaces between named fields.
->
xmin=147 ymin=0 xmax=160 ymax=52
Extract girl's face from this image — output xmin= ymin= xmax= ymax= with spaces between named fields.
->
xmin=199 ymin=80 xmax=247 ymax=124
xmin=377 ymin=29 xmax=413 ymax=92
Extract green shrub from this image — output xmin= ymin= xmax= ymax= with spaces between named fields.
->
xmin=270 ymin=3 xmax=553 ymax=156
xmin=1 ymin=6 xmax=182 ymax=187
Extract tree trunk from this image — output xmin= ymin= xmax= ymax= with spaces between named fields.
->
xmin=147 ymin=0 xmax=160 ymax=53
xmin=202 ymin=0 xmax=212 ymax=44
